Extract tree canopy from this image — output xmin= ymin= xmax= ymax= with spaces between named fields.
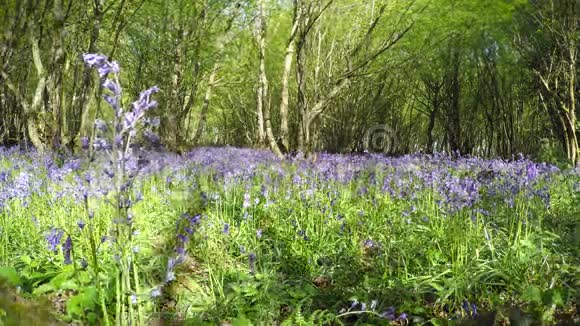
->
xmin=0 ymin=0 xmax=578 ymax=166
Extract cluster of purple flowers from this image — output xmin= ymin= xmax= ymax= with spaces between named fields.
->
xmin=0 ymin=146 xmax=570 ymax=270
xmin=44 ymin=227 xmax=73 ymax=265
xmin=82 ymin=53 xmax=159 ymax=155
xmin=1 ymin=131 xmax=577 ymax=324
xmin=462 ymin=300 xmax=478 ymax=319
xmin=166 ymin=212 xmax=202 ymax=282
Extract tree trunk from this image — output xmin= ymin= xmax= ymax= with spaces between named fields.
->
xmin=166 ymin=26 xmax=183 ymax=152
xmin=427 ymin=103 xmax=438 ymax=154
xmin=47 ymin=0 xmax=66 ymax=149
xmin=567 ymin=44 xmax=577 ymax=166
xmin=255 ymin=0 xmax=268 ymax=148
xmin=76 ymin=0 xmax=103 ymax=145
xmin=296 ymin=32 xmax=307 ymax=153
xmin=27 ymin=36 xmax=47 ymax=152
xmin=279 ymin=1 xmax=300 ymax=152
xmin=443 ymin=45 xmax=462 ymax=155
xmin=192 ymin=64 xmax=218 ymax=145
xmin=256 ymin=0 xmax=282 ymax=157
xmin=191 ymin=9 xmax=238 ymax=147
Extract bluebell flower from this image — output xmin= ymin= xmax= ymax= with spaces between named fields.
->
xmin=380 ymin=306 xmax=396 ymax=320
xmin=177 ymin=234 xmax=188 ymax=243
xmin=249 ymin=253 xmax=257 ymax=274
xmin=526 ymin=163 xmax=538 ymax=182
xmin=104 ymin=168 xmax=114 ymax=178
xmin=94 ymin=119 xmax=108 ymax=132
xmin=350 ymin=299 xmax=359 ymax=309
xmin=114 ymin=135 xmax=123 ymax=147
xmin=46 ymin=228 xmax=63 ymax=252
xmin=462 ymin=300 xmax=478 ymax=318
xmin=150 ymin=288 xmax=162 ymax=298
xmin=0 ymin=171 xmax=8 ymax=182
xmin=80 ymin=137 xmax=90 ymax=150
xmin=82 ymin=53 xmax=107 ymax=68
xmin=62 ymin=236 xmax=72 ymax=265
xmin=102 ymin=79 xmax=121 ymax=95
xmin=69 ymin=160 xmax=81 ymax=171
xmin=166 ymin=265 xmax=176 ymax=283
xmin=130 ymin=294 xmax=138 ymax=305
xmin=363 ymin=239 xmax=375 ymax=248
xmin=144 ymin=130 xmax=160 ymax=144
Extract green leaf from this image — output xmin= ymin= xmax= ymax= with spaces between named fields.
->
xmin=66 ymin=286 xmax=98 ymax=317
xmin=77 ymin=271 xmax=92 ymax=285
xmin=522 ymin=286 xmax=542 ymax=303
xmin=429 ymin=318 xmax=448 ymax=326
xmin=32 ymin=283 xmax=56 ymax=295
xmin=232 ymin=316 xmax=253 ymax=326
xmin=544 ymin=288 xmax=564 ymax=307
xmin=59 ymin=280 xmax=78 ymax=291
xmin=0 ymin=267 xmax=21 ymax=286
xmin=49 ymin=268 xmax=75 ymax=289
xmin=20 ymin=255 xmax=32 ymax=265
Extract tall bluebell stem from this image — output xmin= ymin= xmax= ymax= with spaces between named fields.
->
xmin=83 ymin=53 xmax=159 ymax=326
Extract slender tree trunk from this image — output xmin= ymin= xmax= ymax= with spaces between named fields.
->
xmin=27 ymin=36 xmax=47 ymax=152
xmin=254 ymin=0 xmax=268 ymax=148
xmin=306 ymin=77 xmax=350 ymax=128
xmin=166 ymin=26 xmax=183 ymax=152
xmin=279 ymin=0 xmax=300 ymax=152
xmin=427 ymin=102 xmax=438 ymax=154
xmin=3 ymin=35 xmax=48 ymax=152
xmin=47 ymin=0 xmax=66 ymax=149
xmin=108 ymin=0 xmax=128 ymax=60
xmin=256 ymin=82 xmax=266 ymax=146
xmin=255 ymin=0 xmax=282 ymax=157
xmin=77 ymin=0 xmax=103 ymax=144
xmin=191 ymin=9 xmax=238 ymax=147
xmin=567 ymin=45 xmax=577 ymax=166
xmin=296 ymin=33 xmax=307 ymax=153
xmin=192 ymin=64 xmax=218 ymax=145
xmin=443 ymin=45 xmax=462 ymax=155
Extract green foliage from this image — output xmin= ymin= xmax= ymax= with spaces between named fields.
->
xmin=66 ymin=286 xmax=99 ymax=324
xmin=1 ymin=0 xmax=576 ymax=162
xmin=0 ymin=267 xmax=21 ymax=287
xmin=536 ymin=138 xmax=571 ymax=168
